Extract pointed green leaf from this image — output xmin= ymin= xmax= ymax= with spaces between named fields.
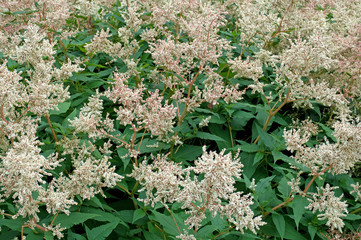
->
xmin=308 ymin=225 xmax=317 ymax=240
xmin=292 ymin=195 xmax=308 ymax=230
xmin=277 ymin=176 xmax=291 ymax=198
xmin=53 ymin=212 xmax=99 ymax=229
xmin=272 ymin=214 xmax=285 ymax=240
xmin=68 ymin=230 xmax=87 ymax=240
xmin=255 ymin=176 xmax=275 ymax=193
xmin=150 ymin=211 xmax=183 ymax=236
xmin=238 ymin=141 xmax=261 ymax=153
xmin=253 ymin=151 xmax=264 ymax=165
xmin=85 ymin=220 xmax=120 ymax=240
xmin=254 ymin=123 xmax=276 ymax=149
xmin=231 ymin=111 xmax=255 ymax=130
xmin=195 ymin=131 xmax=226 ymax=142
xmin=133 ymin=209 xmax=146 ymax=224
xmin=44 ymin=231 xmax=54 ymax=240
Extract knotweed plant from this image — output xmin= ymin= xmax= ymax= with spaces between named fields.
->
xmin=130 ymin=147 xmax=265 ymax=236
xmin=0 ymin=0 xmax=361 ymax=239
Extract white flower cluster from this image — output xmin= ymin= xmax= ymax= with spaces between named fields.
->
xmin=0 ymin=119 xmax=63 ymax=221
xmin=351 ymin=182 xmax=361 ymax=202
xmin=284 ymin=118 xmax=361 ymax=175
xmin=104 ymin=72 xmax=177 ymax=140
xmin=130 ymin=147 xmax=265 ymax=234
xmin=0 ymin=16 xmax=123 ymax=238
xmin=0 ymin=0 xmax=117 ymax=34
xmin=228 ymin=0 xmax=361 ymax=113
xmin=306 ymin=184 xmax=348 ymax=232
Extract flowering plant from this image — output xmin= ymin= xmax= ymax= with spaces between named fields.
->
xmin=0 ymin=0 xmax=361 ymax=239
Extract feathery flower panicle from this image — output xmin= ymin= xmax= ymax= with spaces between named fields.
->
xmin=199 ymin=116 xmax=211 ymax=128
xmin=130 ymin=147 xmax=265 ymax=234
xmin=103 ymin=72 xmax=177 ymax=140
xmin=229 ymin=56 xmax=264 ymax=82
xmin=0 ymin=0 xmax=117 ymax=39
xmin=228 ymin=0 xmax=361 ymax=120
xmin=351 ymin=182 xmax=361 ymax=202
xmin=0 ymin=118 xmax=64 ymax=221
xmin=0 ymin=24 xmax=85 ymax=116
xmin=69 ymin=91 xmax=106 ymax=139
xmin=0 ymin=0 xmax=70 ymax=34
xmin=84 ymin=2 xmax=143 ymax=75
xmin=284 ymin=118 xmax=361 ymax=175
xmin=306 ymin=184 xmax=348 ymax=232
xmin=85 ymin=28 xmax=115 ymax=56
xmin=146 ymin=0 xmax=231 ymax=76
xmin=176 ymin=231 xmax=196 ymax=240
xmin=43 ymin=224 xmax=66 ymax=239
xmin=74 ymin=0 xmax=117 ymax=18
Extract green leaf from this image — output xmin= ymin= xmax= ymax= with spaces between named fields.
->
xmin=44 ymin=231 xmax=54 ymax=240
xmin=343 ymin=214 xmax=361 ymax=220
xmin=195 ymin=131 xmax=226 ymax=142
xmin=173 ymin=144 xmax=203 ymax=162
xmin=284 ymin=220 xmax=308 ymax=240
xmin=273 ymin=115 xmax=288 ymax=126
xmin=118 ymin=210 xmax=134 ymax=223
xmin=53 ymin=212 xmax=100 ymax=229
xmin=150 ymin=211 xmax=181 ymax=236
xmin=143 ymin=231 xmax=162 ymax=240
xmin=237 ymin=141 xmax=261 ymax=153
xmin=310 ymin=100 xmax=321 ymax=118
xmin=254 ymin=123 xmax=276 ymax=149
xmin=80 ymin=206 xmax=123 ymax=223
xmin=292 ymin=195 xmax=308 ymax=230
xmin=308 ymin=225 xmax=317 ymax=240
xmin=87 ymin=80 xmax=105 ymax=88
xmin=117 ymin=147 xmax=131 ymax=170
xmin=209 ymin=123 xmax=233 ymax=150
xmin=85 ymin=221 xmax=120 ymax=240
xmin=255 ymin=176 xmax=275 ymax=193
xmin=231 ymin=111 xmax=254 ymax=130
xmin=211 ymin=213 xmax=228 ymax=231
xmin=272 ymin=150 xmax=308 ymax=171
xmin=0 ymin=217 xmax=25 ymax=231
xmin=62 ymin=108 xmax=79 ymax=127
xmin=133 ymin=209 xmax=146 ymax=224
xmin=255 ymin=105 xmax=270 ymax=127
xmin=272 ymin=214 xmax=285 ymax=240
xmin=138 ymin=138 xmax=170 ymax=154
xmin=87 ymin=196 xmax=104 ymax=210
xmin=23 ymin=231 xmax=43 ymax=240
xmin=196 ymin=225 xmax=218 ymax=239
xmin=277 ymin=176 xmax=291 ymax=198
xmin=209 ymin=114 xmax=226 ymax=124
xmin=67 ymin=230 xmax=87 ymax=240
xmin=195 ymin=108 xmax=227 ymax=124
xmin=240 ymin=152 xmax=257 ymax=178
xmin=253 ymin=151 xmax=264 ymax=165
xmin=318 ymin=123 xmax=336 ymax=142
xmin=49 ymin=101 xmax=71 ymax=115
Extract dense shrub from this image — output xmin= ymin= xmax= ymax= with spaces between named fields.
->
xmin=0 ymin=0 xmax=360 ymax=239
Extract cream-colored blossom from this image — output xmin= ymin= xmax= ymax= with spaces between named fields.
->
xmin=284 ymin=118 xmax=361 ymax=175
xmin=351 ymin=182 xmax=361 ymax=201
xmin=130 ymin=147 xmax=265 ymax=233
xmin=103 ymin=72 xmax=177 ymax=140
xmin=306 ymin=184 xmax=348 ymax=232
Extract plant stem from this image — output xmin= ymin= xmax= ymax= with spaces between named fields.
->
xmin=254 ymin=88 xmax=291 ymax=144
xmin=263 ymin=165 xmax=333 ymax=217
xmin=165 ymin=206 xmax=181 ymax=235
xmin=45 ymin=114 xmax=58 ymax=142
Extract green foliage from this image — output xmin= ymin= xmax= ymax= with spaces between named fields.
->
xmin=1 ymin=0 xmax=361 ymax=239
